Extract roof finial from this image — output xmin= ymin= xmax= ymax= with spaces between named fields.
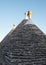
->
xmin=25 ymin=11 xmax=32 ymax=19
xmin=27 ymin=11 xmax=32 ymax=19
xmin=13 ymin=24 xmax=16 ymax=29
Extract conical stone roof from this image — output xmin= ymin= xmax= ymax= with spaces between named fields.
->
xmin=0 ymin=11 xmax=46 ymax=65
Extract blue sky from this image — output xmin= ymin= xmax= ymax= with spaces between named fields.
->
xmin=0 ymin=0 xmax=46 ymax=42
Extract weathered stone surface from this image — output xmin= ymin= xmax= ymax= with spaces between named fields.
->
xmin=0 ymin=19 xmax=46 ymax=65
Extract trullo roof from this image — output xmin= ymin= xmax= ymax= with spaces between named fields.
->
xmin=0 ymin=11 xmax=46 ymax=65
